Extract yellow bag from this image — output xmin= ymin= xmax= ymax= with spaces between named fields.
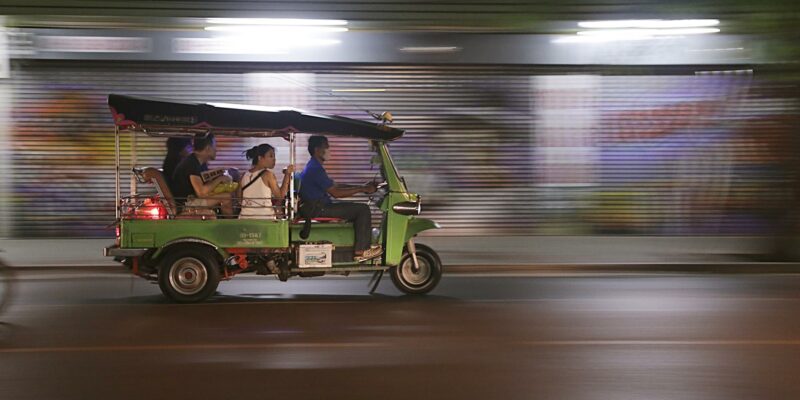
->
xmin=211 ymin=181 xmax=239 ymax=194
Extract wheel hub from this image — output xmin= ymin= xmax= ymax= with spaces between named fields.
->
xmin=401 ymin=257 xmax=431 ymax=286
xmin=169 ymin=257 xmax=208 ymax=296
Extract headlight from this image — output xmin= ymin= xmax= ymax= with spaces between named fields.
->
xmin=392 ymin=199 xmax=421 ymax=215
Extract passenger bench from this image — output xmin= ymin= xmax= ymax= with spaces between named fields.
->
xmin=133 ymin=167 xmax=214 ymax=219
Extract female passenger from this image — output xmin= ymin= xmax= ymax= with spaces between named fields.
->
xmin=238 ymin=144 xmax=294 ymax=219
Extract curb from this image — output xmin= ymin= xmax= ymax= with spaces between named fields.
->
xmin=444 ymin=263 xmax=800 ymax=274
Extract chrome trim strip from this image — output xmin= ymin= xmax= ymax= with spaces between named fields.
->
xmin=392 ymin=201 xmax=421 ymax=215
xmin=104 ymin=247 xmax=148 ymax=257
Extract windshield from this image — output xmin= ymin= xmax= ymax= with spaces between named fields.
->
xmin=382 ymin=144 xmax=407 ymax=192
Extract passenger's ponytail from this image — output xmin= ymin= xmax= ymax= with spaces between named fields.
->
xmin=243 ymin=143 xmax=276 ymax=165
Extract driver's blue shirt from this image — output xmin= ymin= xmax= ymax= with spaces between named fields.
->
xmin=299 ymin=157 xmax=334 ymax=205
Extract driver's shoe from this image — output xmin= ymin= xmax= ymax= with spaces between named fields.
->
xmin=355 ymin=245 xmax=383 ymax=262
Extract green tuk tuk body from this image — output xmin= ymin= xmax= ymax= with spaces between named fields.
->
xmin=104 ymin=95 xmax=442 ymax=303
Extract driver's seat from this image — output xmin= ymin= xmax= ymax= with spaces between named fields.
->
xmin=291 ymin=174 xmax=349 ymax=240
xmin=291 ymin=172 xmax=345 ymax=224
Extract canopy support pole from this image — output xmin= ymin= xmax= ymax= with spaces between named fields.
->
xmin=114 ymin=126 xmax=121 ymax=220
xmin=289 ymin=132 xmax=296 ymax=221
xmin=130 ymin=129 xmax=137 ymax=196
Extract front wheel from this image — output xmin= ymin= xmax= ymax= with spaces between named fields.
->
xmin=158 ymin=246 xmax=221 ymax=303
xmin=390 ymin=243 xmax=442 ymax=295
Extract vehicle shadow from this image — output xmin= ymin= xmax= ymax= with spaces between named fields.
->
xmin=212 ymin=292 xmax=458 ymax=304
xmin=102 ymin=292 xmax=458 ymax=305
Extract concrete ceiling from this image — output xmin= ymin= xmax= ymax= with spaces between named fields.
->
xmin=0 ymin=0 xmax=797 ymax=34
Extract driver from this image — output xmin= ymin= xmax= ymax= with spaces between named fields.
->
xmin=299 ymin=135 xmax=383 ymax=261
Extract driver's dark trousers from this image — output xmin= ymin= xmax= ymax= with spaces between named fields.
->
xmin=299 ymin=201 xmax=372 ymax=252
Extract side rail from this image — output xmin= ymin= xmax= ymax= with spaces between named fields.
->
xmin=121 ymin=195 xmax=290 ymax=220
xmin=127 ymin=166 xmax=290 ymax=220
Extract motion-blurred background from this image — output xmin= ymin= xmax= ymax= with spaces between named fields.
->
xmin=0 ymin=1 xmax=798 ymax=264
xmin=2 ymin=4 xmax=800 ymax=399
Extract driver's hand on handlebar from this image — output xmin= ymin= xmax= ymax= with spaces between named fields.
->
xmin=363 ymin=182 xmax=378 ymax=194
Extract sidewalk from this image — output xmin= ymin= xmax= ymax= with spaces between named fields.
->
xmin=1 ymin=236 xmax=793 ymax=269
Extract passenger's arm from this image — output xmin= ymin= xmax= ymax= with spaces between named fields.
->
xmin=189 ymin=174 xmax=230 ymax=198
xmin=264 ymin=171 xmax=284 ymax=200
xmin=234 ymin=175 xmax=243 ymax=202
xmin=277 ymin=165 xmax=294 ymax=198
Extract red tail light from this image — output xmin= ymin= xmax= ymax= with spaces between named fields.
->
xmin=135 ymin=198 xmax=167 ymax=220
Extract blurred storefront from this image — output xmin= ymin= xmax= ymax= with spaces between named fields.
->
xmin=0 ymin=26 xmax=797 ymax=243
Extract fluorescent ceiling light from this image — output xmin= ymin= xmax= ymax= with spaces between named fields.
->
xmin=205 ymin=26 xmax=348 ymax=33
xmin=206 ymin=18 xmax=348 ymax=26
xmin=579 ymin=19 xmax=719 ymax=29
xmin=577 ymin=28 xmax=719 ymax=37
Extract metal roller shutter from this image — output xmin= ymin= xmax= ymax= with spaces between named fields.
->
xmin=3 ymin=61 xmax=797 ymax=238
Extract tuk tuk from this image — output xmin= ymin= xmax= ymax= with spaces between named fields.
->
xmin=103 ymin=94 xmax=443 ymax=303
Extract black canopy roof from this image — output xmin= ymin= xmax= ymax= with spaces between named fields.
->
xmin=108 ymin=94 xmax=404 ymax=141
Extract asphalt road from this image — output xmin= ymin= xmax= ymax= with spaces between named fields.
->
xmin=1 ymin=268 xmax=800 ymax=400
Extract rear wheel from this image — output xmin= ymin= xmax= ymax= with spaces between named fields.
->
xmin=158 ymin=246 xmax=221 ymax=303
xmin=390 ymin=244 xmax=442 ymax=295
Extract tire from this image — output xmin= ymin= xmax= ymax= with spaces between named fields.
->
xmin=158 ymin=246 xmax=221 ymax=303
xmin=390 ymin=243 xmax=442 ymax=295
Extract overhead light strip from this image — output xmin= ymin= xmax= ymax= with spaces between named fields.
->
xmin=555 ymin=19 xmax=721 ymax=43
xmin=578 ymin=19 xmax=719 ymax=29
xmin=577 ymin=28 xmax=720 ymax=37
xmin=205 ymin=26 xmax=348 ymax=33
xmin=206 ymin=18 xmax=348 ymax=26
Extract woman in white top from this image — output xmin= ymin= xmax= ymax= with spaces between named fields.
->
xmin=238 ymin=144 xmax=294 ymax=219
